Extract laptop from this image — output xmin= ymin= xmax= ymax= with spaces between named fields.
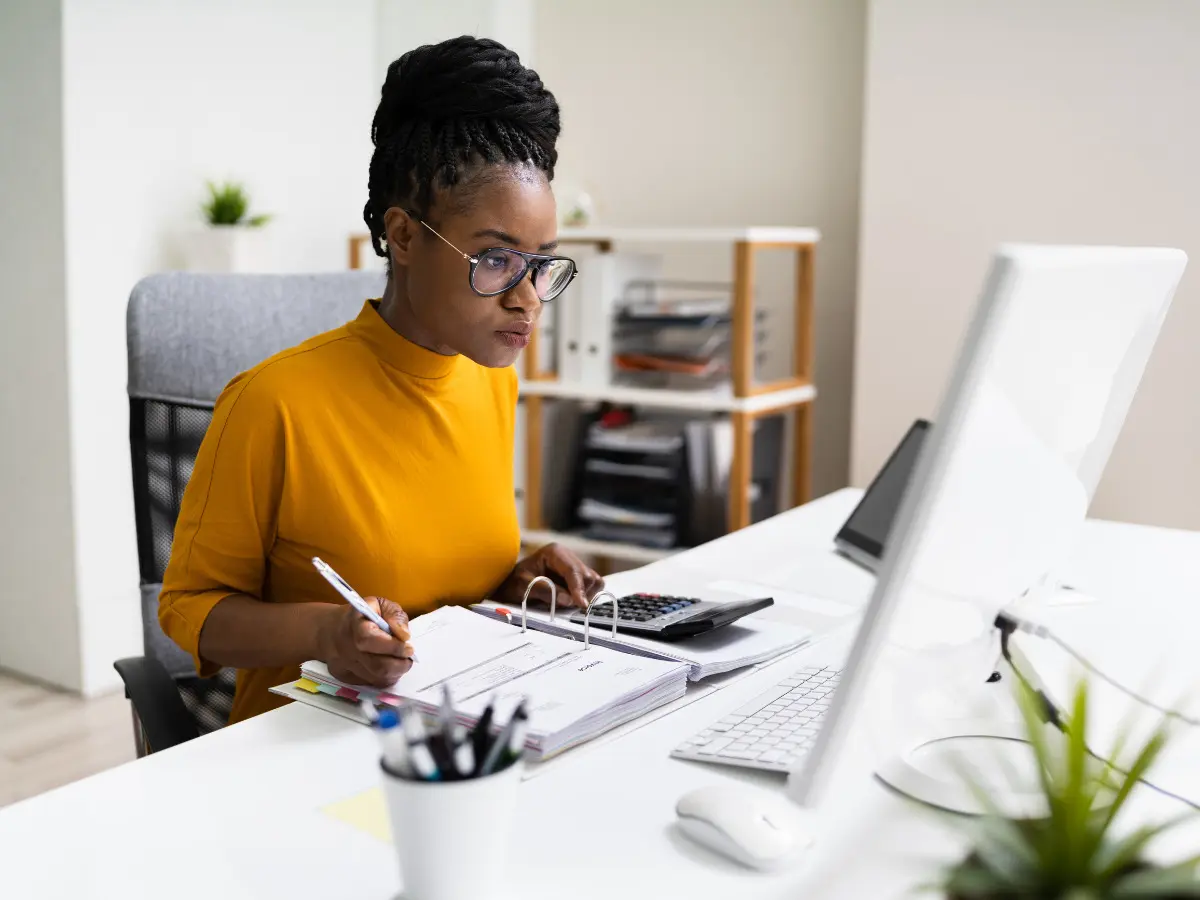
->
xmin=833 ymin=419 xmax=929 ymax=572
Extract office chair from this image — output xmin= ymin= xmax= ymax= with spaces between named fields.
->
xmin=114 ymin=270 xmax=384 ymax=756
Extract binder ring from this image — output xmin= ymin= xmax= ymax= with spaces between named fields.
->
xmin=520 ymin=576 xmax=557 ymax=633
xmin=582 ymin=590 xmax=619 ymax=649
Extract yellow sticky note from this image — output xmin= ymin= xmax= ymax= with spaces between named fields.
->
xmin=295 ymin=678 xmax=322 ymax=694
xmin=322 ymin=788 xmax=391 ymax=844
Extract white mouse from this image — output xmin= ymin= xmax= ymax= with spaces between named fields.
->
xmin=675 ymin=784 xmax=813 ymax=870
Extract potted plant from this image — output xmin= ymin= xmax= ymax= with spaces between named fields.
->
xmin=185 ymin=180 xmax=273 ymax=272
xmin=937 ymin=677 xmax=1199 ymax=898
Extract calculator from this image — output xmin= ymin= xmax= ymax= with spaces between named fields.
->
xmin=567 ymin=592 xmax=773 ymax=641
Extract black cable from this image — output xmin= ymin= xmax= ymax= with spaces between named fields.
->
xmin=994 ymin=615 xmax=1200 ymax=812
xmin=997 ymin=612 xmax=1200 ymax=729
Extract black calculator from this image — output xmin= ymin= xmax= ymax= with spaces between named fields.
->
xmin=567 ymin=592 xmax=773 ymax=641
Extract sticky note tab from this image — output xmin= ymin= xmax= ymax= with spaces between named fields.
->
xmin=335 ymin=687 xmax=360 ymax=701
xmin=295 ymin=678 xmax=321 ymax=694
xmin=322 ymin=788 xmax=390 ymax=844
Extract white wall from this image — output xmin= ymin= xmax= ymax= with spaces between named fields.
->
xmin=853 ymin=0 xmax=1200 ymax=529
xmin=376 ymin=0 xmax=534 ymax=77
xmin=0 ymin=1 xmax=83 ymax=688
xmin=534 ymin=0 xmax=867 ymax=498
xmin=52 ymin=0 xmax=378 ymax=693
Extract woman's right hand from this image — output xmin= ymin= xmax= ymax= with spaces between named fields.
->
xmin=316 ymin=597 xmax=415 ymax=687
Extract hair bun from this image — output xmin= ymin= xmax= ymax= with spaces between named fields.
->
xmin=372 ymin=36 xmax=559 ymax=153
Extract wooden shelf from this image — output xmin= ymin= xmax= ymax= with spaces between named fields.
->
xmin=519 ymin=529 xmax=676 ymax=564
xmin=557 ymin=226 xmax=821 ymax=244
xmin=518 ymin=379 xmax=816 ymax=414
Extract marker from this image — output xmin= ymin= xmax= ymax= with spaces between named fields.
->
xmin=311 ymin=557 xmax=417 ymax=662
xmin=481 ymin=699 xmax=527 ymax=776
xmin=375 ymin=707 xmax=412 ymax=778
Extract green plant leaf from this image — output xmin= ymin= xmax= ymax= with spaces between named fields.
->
xmin=1099 ymin=724 xmax=1169 ymax=839
xmin=246 ymin=213 xmax=271 ymax=227
xmin=1014 ymin=679 xmax=1068 ymax=876
xmin=1096 ymin=815 xmax=1196 ymax=882
xmin=201 ymin=179 xmax=251 ymax=225
xmin=942 ymin=861 xmax=1011 ymax=898
xmin=1065 ymin=679 xmax=1091 ymax=872
xmin=967 ymin=815 xmax=1042 ymax=887
xmin=1110 ymin=859 xmax=1200 ymax=897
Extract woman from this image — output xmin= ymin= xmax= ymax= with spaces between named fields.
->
xmin=159 ymin=35 xmax=603 ymax=725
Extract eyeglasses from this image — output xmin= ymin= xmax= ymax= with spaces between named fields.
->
xmin=420 ymin=220 xmax=578 ymax=303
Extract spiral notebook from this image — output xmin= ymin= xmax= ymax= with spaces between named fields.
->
xmin=271 ymin=604 xmax=690 ymax=760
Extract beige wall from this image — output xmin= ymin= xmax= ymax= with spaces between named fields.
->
xmin=534 ymin=0 xmax=867 ymax=498
xmin=853 ymin=0 xmax=1200 ymax=529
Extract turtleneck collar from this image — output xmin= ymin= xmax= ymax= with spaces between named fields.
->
xmin=347 ymin=300 xmax=460 ymax=380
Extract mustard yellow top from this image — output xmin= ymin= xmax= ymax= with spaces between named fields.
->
xmin=159 ymin=300 xmax=520 ymax=724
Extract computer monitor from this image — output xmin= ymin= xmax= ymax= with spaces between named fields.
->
xmin=789 ymin=244 xmax=1187 ymax=809
xmin=833 ymin=419 xmax=930 ymax=572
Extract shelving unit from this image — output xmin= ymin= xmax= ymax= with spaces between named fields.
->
xmin=348 ymin=225 xmax=820 ymax=565
xmin=524 ymin=226 xmax=819 ymax=559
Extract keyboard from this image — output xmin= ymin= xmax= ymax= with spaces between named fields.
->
xmin=670 ymin=665 xmax=842 ymax=773
xmin=567 ymin=592 xmax=773 ymax=641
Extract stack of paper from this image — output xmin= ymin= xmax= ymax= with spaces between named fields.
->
xmin=471 ymin=601 xmax=811 ymax=680
xmin=280 ymin=606 xmax=689 ymax=760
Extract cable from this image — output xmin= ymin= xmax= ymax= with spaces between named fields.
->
xmin=996 ymin=612 xmax=1200 ymax=729
xmin=994 ymin=614 xmax=1200 ymax=812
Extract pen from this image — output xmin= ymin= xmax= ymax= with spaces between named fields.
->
xmin=481 ymin=699 xmax=527 ymax=776
xmin=496 ymin=705 xmax=529 ymax=772
xmin=436 ymin=685 xmax=476 ymax=780
xmin=443 ymin=720 xmax=475 ymax=780
xmin=311 ymin=556 xmax=418 ymax=662
xmin=471 ymin=699 xmax=495 ymax=773
xmin=439 ymin=684 xmax=455 ymax=736
xmin=401 ymin=703 xmax=441 ymax=781
xmin=360 ymin=698 xmax=379 ymax=725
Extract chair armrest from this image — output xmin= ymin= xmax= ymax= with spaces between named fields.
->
xmin=113 ymin=656 xmax=201 ymax=753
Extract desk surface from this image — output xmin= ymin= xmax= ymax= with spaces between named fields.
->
xmin=5 ymin=489 xmax=1200 ymax=899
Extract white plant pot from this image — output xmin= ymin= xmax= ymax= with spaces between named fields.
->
xmin=184 ymin=224 xmax=274 ymax=273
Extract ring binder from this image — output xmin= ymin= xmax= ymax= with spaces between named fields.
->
xmin=582 ymin=591 xmax=620 ymax=649
xmin=519 ymin=576 xmax=557 ymax=632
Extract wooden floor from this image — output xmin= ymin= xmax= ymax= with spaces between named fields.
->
xmin=0 ymin=670 xmax=136 ymax=809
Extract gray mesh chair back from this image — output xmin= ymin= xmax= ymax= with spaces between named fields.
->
xmin=121 ymin=271 xmax=384 ymax=747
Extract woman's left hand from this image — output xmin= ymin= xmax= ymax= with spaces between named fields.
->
xmin=496 ymin=543 xmax=604 ymax=609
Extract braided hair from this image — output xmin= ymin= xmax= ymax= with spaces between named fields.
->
xmin=364 ymin=36 xmax=561 ymax=265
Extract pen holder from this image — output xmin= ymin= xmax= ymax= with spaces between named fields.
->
xmin=380 ymin=759 xmax=523 ymax=900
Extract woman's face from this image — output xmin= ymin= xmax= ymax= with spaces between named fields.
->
xmin=385 ymin=165 xmax=562 ymax=369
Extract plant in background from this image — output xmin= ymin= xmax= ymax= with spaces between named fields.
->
xmin=938 ymin=677 xmax=1199 ymax=899
xmin=201 ymin=180 xmax=271 ymax=227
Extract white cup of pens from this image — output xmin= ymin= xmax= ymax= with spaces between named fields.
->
xmin=365 ymin=688 xmax=527 ymax=900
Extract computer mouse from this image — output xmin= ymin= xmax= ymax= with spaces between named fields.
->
xmin=675 ymin=784 xmax=812 ymax=870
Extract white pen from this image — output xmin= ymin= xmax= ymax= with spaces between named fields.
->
xmin=360 ymin=698 xmax=379 ymax=725
xmin=400 ymin=703 xmax=441 ymax=781
xmin=311 ymin=556 xmax=418 ymax=662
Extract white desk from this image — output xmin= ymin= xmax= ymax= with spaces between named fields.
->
xmin=5 ymin=489 xmax=1200 ymax=899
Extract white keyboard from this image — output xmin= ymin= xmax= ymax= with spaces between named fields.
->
xmin=670 ymin=665 xmax=842 ymax=773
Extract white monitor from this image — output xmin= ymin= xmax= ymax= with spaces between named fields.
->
xmin=790 ymin=244 xmax=1187 ymax=809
